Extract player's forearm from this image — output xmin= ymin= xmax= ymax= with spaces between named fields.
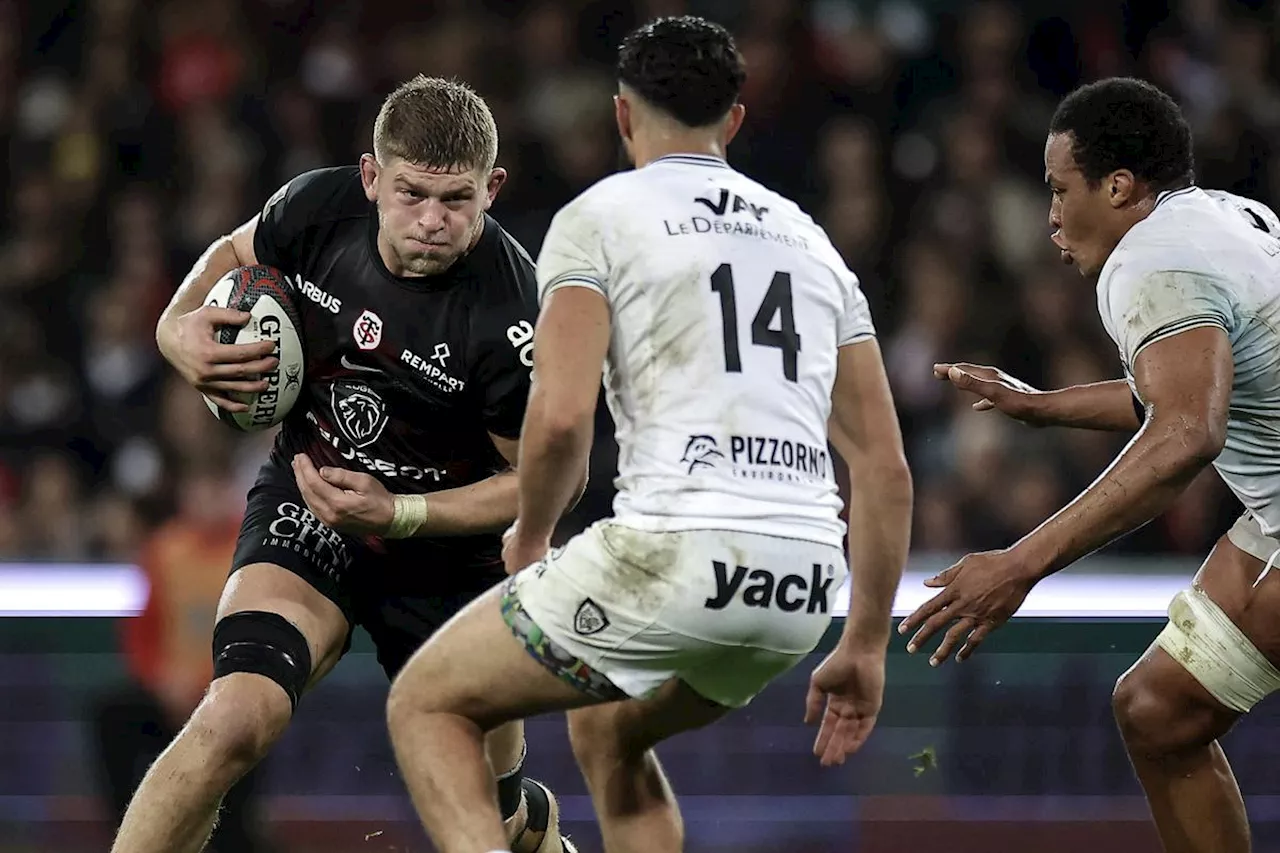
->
xmin=404 ymin=471 xmax=519 ymax=537
xmin=1038 ymin=380 xmax=1142 ymax=431
xmin=841 ymin=455 xmax=913 ymax=649
xmin=1017 ymin=415 xmax=1221 ymax=578
xmin=156 ymin=237 xmax=244 ymax=356
xmin=514 ymin=406 xmax=594 ymax=543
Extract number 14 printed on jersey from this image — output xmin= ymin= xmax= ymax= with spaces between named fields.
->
xmin=710 ymin=263 xmax=802 ymax=382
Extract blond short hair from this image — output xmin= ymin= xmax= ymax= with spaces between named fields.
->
xmin=373 ymin=75 xmax=498 ymax=172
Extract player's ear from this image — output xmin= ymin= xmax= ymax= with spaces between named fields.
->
xmin=722 ymin=103 xmax=746 ymax=147
xmin=359 ymin=154 xmax=379 ymax=202
xmin=484 ymin=167 xmax=507 ymax=209
xmin=1108 ymin=169 xmax=1137 ymax=209
xmin=614 ymin=93 xmax=633 ymax=144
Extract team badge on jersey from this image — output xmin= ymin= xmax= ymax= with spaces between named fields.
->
xmin=573 ymin=599 xmax=609 ymax=636
xmin=330 ymin=380 xmax=389 ymax=448
xmin=353 ymin=310 xmax=383 ymax=351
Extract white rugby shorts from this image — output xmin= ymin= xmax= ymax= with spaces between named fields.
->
xmin=1227 ymin=510 xmax=1280 ymax=565
xmin=503 ymin=520 xmax=847 ymax=708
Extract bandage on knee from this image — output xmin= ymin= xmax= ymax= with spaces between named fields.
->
xmin=1155 ymin=586 xmax=1280 ymax=713
xmin=212 ymin=611 xmax=313 ymax=711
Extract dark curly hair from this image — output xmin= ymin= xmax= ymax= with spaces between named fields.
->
xmin=1049 ymin=77 xmax=1194 ymax=191
xmin=616 ymin=16 xmax=746 ymax=128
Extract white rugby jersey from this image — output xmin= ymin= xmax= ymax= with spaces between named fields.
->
xmin=535 ymin=154 xmax=875 ymax=548
xmin=1097 ymin=186 xmax=1280 ymax=534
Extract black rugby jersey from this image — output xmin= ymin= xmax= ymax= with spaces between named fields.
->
xmin=252 ymin=166 xmax=538 ymax=496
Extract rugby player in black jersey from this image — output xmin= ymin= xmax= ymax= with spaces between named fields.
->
xmin=112 ymin=76 xmax=579 ymax=853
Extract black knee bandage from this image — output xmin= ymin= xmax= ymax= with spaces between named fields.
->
xmin=212 ymin=611 xmax=312 ymax=712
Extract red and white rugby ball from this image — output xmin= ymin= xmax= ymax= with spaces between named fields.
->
xmin=202 ymin=265 xmax=306 ymax=432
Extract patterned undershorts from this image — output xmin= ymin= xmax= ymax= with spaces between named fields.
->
xmin=500 ymin=576 xmax=627 ymax=702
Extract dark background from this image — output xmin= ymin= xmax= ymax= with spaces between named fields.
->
xmin=6 ymin=0 xmax=1280 ymax=850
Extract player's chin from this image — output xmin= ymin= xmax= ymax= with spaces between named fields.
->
xmin=1057 ymin=248 xmax=1096 ymax=277
xmin=401 ymin=249 xmax=457 ymax=276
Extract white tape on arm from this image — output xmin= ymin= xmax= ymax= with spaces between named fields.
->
xmin=385 ymin=494 xmax=428 ymax=539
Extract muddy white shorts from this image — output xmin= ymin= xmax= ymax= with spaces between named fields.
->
xmin=501 ymin=520 xmax=848 ymax=708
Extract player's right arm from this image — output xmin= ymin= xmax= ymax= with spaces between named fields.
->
xmin=804 ymin=337 xmax=913 ymax=766
xmin=154 ymin=214 xmax=277 ymax=413
xmin=830 ymin=339 xmax=914 ymax=650
xmin=935 ymin=363 xmax=1142 ymax=432
xmin=158 ymin=169 xmax=341 ymax=412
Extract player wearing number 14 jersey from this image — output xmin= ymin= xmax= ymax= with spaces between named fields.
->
xmin=385 ymin=17 xmax=913 ymax=853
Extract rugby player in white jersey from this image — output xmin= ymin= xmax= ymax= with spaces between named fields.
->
xmin=901 ymin=76 xmax=1280 ymax=852
xmin=383 ymin=15 xmax=913 ymax=853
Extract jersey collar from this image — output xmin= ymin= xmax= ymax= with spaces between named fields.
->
xmin=649 ymin=153 xmax=731 ymax=170
xmin=1153 ymin=185 xmax=1197 ymax=210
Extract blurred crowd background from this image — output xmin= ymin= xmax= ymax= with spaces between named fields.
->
xmin=6 ymin=2 xmax=1280 ymax=851
xmin=3 ymin=0 xmax=1279 ymax=567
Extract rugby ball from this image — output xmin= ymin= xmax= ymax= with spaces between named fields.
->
xmin=202 ymin=265 xmax=305 ymax=432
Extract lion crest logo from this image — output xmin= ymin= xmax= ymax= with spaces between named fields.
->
xmin=330 ymin=381 xmax=389 ymax=448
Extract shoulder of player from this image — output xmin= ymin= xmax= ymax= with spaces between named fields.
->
xmin=535 ymin=175 xmax=636 ymax=260
xmin=1098 ymin=237 xmax=1231 ymax=313
xmin=1102 ymin=196 xmax=1220 ymax=282
xmin=552 ymin=171 xmax=638 ymax=222
xmin=747 ymin=181 xmax=842 ymax=251
xmin=1203 ymin=187 xmax=1280 ymax=233
xmin=463 ymin=214 xmax=538 ymax=311
xmin=747 ymin=178 xmax=811 ymax=222
xmin=265 ymin=166 xmax=368 ymax=225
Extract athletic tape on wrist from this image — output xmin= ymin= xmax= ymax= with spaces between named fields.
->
xmin=386 ymin=494 xmax=428 ymax=539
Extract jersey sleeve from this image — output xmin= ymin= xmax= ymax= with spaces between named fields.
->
xmin=836 ymin=265 xmax=876 ymax=346
xmin=535 ymin=199 xmax=609 ymax=303
xmin=471 ymin=278 xmax=539 ymax=439
xmin=1105 ymin=267 xmax=1234 ymax=364
xmin=253 ymin=168 xmax=353 ymax=273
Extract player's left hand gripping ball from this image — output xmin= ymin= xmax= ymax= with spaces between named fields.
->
xmin=898 ymin=550 xmax=1037 ymax=666
xmin=292 ymin=453 xmax=394 ymax=536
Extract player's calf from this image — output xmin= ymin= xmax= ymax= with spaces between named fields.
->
xmin=566 ymin=682 xmax=728 ymax=853
xmin=111 ymin=610 xmax=317 ymax=853
xmin=1110 ymin=646 xmax=1253 ymax=853
xmin=109 ymin=674 xmax=297 ymax=853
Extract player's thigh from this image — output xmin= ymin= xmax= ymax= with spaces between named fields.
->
xmin=1194 ymin=515 xmax=1280 ymax=660
xmin=1137 ymin=512 xmax=1280 ymax=725
xmin=355 ymin=557 xmax=506 ymax=680
xmin=387 ymin=581 xmax=602 ymax=731
xmin=568 ymin=677 xmax=730 ymax=762
xmin=223 ymin=460 xmax=362 ymax=684
xmin=219 ymin=562 xmax=350 ymax=684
